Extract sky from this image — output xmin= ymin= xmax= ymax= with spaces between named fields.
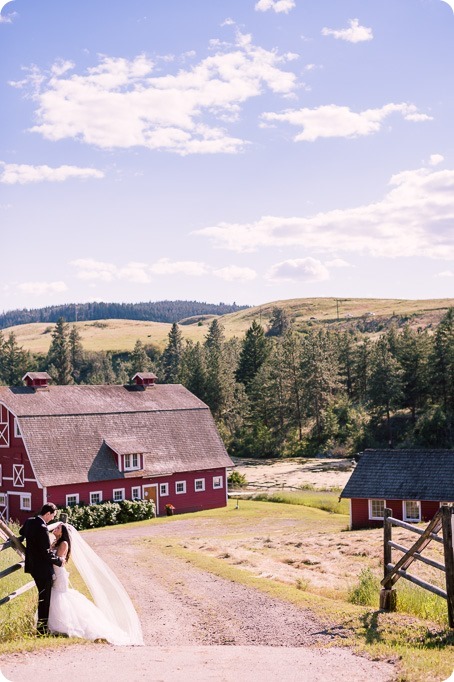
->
xmin=0 ymin=0 xmax=453 ymax=311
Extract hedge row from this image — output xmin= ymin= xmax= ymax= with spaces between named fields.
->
xmin=58 ymin=499 xmax=156 ymax=530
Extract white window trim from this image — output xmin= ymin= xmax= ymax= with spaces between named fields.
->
xmin=90 ymin=491 xmax=103 ymax=505
xmin=0 ymin=421 xmax=9 ymax=447
xmin=66 ymin=493 xmax=79 ymax=506
xmin=213 ymin=476 xmax=223 ymax=489
xmin=368 ymin=499 xmax=385 ymax=520
xmin=124 ymin=453 xmax=140 ymax=471
xmin=20 ymin=493 xmax=32 ymax=511
xmin=159 ymin=483 xmax=169 ymax=497
xmin=175 ymin=481 xmax=186 ymax=495
xmin=194 ymin=478 xmax=205 ymax=492
xmin=131 ymin=486 xmax=141 ymax=500
xmin=0 ymin=493 xmax=7 ymax=506
xmin=13 ymin=464 xmax=25 ymax=488
xmin=0 ymin=463 xmax=2 ymax=486
xmin=403 ymin=500 xmax=421 ymax=522
xmin=14 ymin=418 xmax=21 ymax=438
xmin=113 ymin=488 xmax=125 ymax=502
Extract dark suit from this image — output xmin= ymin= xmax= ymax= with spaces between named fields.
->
xmin=19 ymin=516 xmax=63 ymax=632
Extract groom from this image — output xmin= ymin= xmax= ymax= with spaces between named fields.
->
xmin=19 ymin=503 xmax=65 ymax=635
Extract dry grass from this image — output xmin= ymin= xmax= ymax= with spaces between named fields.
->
xmin=5 ymin=297 xmax=453 ymax=353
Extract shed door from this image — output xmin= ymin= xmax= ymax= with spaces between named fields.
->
xmin=143 ymin=484 xmax=158 ymax=515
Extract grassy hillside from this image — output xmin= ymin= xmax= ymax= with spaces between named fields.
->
xmin=4 ymin=297 xmax=453 ymax=353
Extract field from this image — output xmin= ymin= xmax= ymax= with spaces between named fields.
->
xmin=4 ymin=296 xmax=453 ymax=353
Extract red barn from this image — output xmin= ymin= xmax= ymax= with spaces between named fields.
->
xmin=340 ymin=449 xmax=454 ymax=530
xmin=0 ymin=372 xmax=233 ymax=523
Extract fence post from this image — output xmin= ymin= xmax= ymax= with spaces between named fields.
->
xmin=441 ymin=505 xmax=454 ymax=628
xmin=380 ymin=508 xmax=397 ymax=610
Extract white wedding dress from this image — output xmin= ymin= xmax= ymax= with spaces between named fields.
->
xmin=47 ymin=525 xmax=143 ymax=646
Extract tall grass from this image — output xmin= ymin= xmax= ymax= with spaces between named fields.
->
xmin=347 ymin=567 xmax=449 ymax=624
xmin=0 ymin=546 xmax=36 ymax=641
xmin=253 ymin=490 xmax=349 ymax=515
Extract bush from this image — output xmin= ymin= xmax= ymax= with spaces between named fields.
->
xmin=348 ymin=567 xmax=379 ymax=606
xmin=228 ymin=471 xmax=248 ymax=489
xmin=58 ymin=498 xmax=156 ymax=530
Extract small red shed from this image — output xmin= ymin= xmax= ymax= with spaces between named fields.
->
xmin=0 ymin=372 xmax=233 ymax=523
xmin=340 ymin=449 xmax=454 ymax=530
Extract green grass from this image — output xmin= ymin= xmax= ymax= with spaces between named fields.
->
xmin=252 ymin=490 xmax=349 ymax=514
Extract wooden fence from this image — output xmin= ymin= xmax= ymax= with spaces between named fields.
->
xmin=381 ymin=505 xmax=454 ymax=627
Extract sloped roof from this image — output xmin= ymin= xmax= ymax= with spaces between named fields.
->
xmin=0 ymin=384 xmax=233 ymax=487
xmin=340 ymin=449 xmax=454 ymax=501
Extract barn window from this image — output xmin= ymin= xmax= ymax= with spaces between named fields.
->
xmin=175 ymin=481 xmax=186 ymax=495
xmin=159 ymin=483 xmax=169 ymax=496
xmin=14 ymin=418 xmax=22 ymax=438
xmin=0 ymin=420 xmax=9 ymax=447
xmin=194 ymin=478 xmax=205 ymax=492
xmin=20 ymin=494 xmax=31 ymax=511
xmin=0 ymin=493 xmax=6 ymax=506
xmin=113 ymin=488 xmax=125 ymax=502
xmin=213 ymin=476 xmax=223 ymax=489
xmin=90 ymin=491 xmax=103 ymax=505
xmin=13 ymin=464 xmax=24 ymax=487
xmin=131 ymin=486 xmax=141 ymax=500
xmin=403 ymin=500 xmax=421 ymax=522
xmin=66 ymin=494 xmax=79 ymax=507
xmin=124 ymin=453 xmax=140 ymax=470
xmin=368 ymin=499 xmax=385 ymax=519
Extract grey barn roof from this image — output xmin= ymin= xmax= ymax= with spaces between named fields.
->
xmin=340 ymin=449 xmax=454 ymax=501
xmin=0 ymin=384 xmax=233 ymax=487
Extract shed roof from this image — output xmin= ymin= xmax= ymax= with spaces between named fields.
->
xmin=340 ymin=449 xmax=454 ymax=501
xmin=0 ymin=384 xmax=233 ymax=487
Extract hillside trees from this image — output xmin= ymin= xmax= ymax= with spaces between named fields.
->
xmin=235 ymin=320 xmax=269 ymax=392
xmin=160 ymin=323 xmax=184 ymax=383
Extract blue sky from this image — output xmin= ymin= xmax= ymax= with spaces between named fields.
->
xmin=1 ymin=0 xmax=453 ymax=310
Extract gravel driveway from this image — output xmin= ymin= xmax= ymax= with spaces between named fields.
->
xmin=0 ymin=523 xmax=396 ymax=682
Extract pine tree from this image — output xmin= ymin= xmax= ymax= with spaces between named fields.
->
xmin=69 ymin=325 xmax=84 ymax=383
xmin=429 ymin=308 xmax=454 ymax=442
xmin=0 ymin=332 xmax=29 ymax=385
xmin=266 ymin=307 xmax=290 ymax=337
xmin=368 ymin=336 xmax=404 ymax=446
xmin=235 ymin=320 xmax=269 ymax=392
xmin=180 ymin=341 xmax=208 ymax=403
xmin=129 ymin=340 xmax=151 ymax=377
xmin=160 ymin=322 xmax=183 ymax=383
xmin=47 ymin=318 xmax=72 ymax=384
xmin=395 ymin=325 xmax=430 ymax=421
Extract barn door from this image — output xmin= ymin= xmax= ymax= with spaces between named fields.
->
xmin=0 ymin=493 xmax=8 ymax=522
xmin=142 ymin=484 xmax=158 ymax=515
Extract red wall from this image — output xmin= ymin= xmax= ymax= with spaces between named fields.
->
xmin=0 ymin=404 xmax=44 ymax=523
xmin=350 ymin=498 xmax=443 ymax=530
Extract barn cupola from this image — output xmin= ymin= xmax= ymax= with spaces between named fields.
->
xmin=22 ymin=372 xmax=51 ymax=390
xmin=132 ymin=372 xmax=157 ymax=389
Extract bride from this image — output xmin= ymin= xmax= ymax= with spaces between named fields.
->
xmin=48 ymin=523 xmax=143 ymax=645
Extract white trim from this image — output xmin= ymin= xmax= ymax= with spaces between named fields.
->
xmin=175 ymin=480 xmax=186 ymax=495
xmin=213 ymin=475 xmax=223 ymax=489
xmin=159 ymin=483 xmax=169 ymax=497
xmin=368 ymin=499 xmax=385 ymax=520
xmin=65 ymin=493 xmax=79 ymax=507
xmin=0 ymin=492 xmax=7 ymax=506
xmin=0 ymin=420 xmax=9 ymax=447
xmin=194 ymin=478 xmax=205 ymax=492
xmin=0 ymin=402 xmax=44 ymax=490
xmin=13 ymin=464 xmax=25 ymax=487
xmin=90 ymin=491 xmax=103 ymax=505
xmin=0 ymin=463 xmax=2 ymax=486
xmin=124 ymin=453 xmax=140 ymax=471
xmin=403 ymin=500 xmax=421 ymax=522
xmin=113 ymin=488 xmax=125 ymax=502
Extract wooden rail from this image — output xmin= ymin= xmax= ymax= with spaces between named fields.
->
xmin=381 ymin=506 xmax=454 ymax=627
xmin=0 ymin=518 xmax=34 ymax=608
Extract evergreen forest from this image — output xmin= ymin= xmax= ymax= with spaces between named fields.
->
xmin=0 ymin=307 xmax=453 ymax=457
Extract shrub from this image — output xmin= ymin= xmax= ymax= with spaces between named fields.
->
xmin=228 ymin=471 xmax=248 ymax=489
xmin=58 ymin=498 xmax=156 ymax=530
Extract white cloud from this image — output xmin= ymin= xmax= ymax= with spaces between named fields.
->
xmin=429 ymin=154 xmax=444 ymax=166
xmin=436 ymin=270 xmax=454 ymax=277
xmin=0 ymin=162 xmax=104 ymax=184
xmin=321 ymin=18 xmax=373 ymax=43
xmin=149 ymin=258 xmax=209 ymax=276
xmin=213 ymin=265 xmax=257 ymax=281
xmin=13 ymin=34 xmax=297 ymax=156
xmin=17 ymin=281 xmax=68 ymax=296
xmin=266 ymin=258 xmax=330 ymax=283
xmin=71 ymin=259 xmax=118 ymax=282
xmin=325 ymin=258 xmax=352 ymax=268
xmin=195 ymin=165 xmax=454 ymax=261
xmin=255 ymin=0 xmax=295 ymax=14
xmin=261 ymin=103 xmax=432 ymax=142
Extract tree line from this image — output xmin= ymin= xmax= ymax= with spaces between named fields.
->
xmin=0 ymin=299 xmax=249 ymax=329
xmin=0 ymin=307 xmax=453 ymax=456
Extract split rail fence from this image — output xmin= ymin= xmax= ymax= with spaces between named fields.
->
xmin=381 ymin=505 xmax=454 ymax=627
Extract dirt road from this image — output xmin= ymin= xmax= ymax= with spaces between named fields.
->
xmin=0 ymin=523 xmax=396 ymax=682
